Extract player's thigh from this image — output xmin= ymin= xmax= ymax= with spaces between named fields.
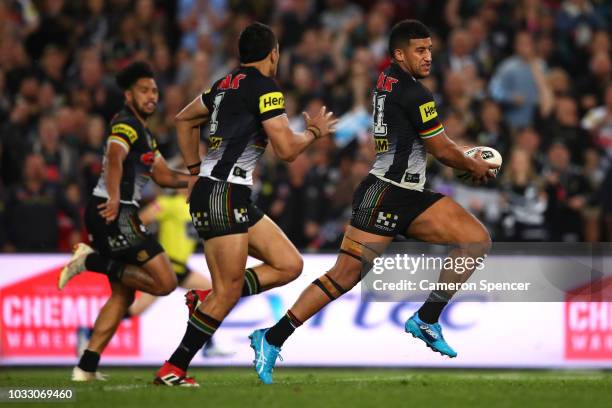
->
xmin=140 ymin=252 xmax=178 ymax=287
xmin=204 ymin=233 xmax=249 ymax=293
xmin=247 ymin=215 xmax=302 ymax=274
xmin=328 ymin=225 xmax=394 ymax=288
xmin=406 ymin=197 xmax=491 ymax=245
xmin=188 ymin=177 xmax=251 ymax=293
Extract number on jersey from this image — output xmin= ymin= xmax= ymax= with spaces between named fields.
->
xmin=209 ymin=92 xmax=225 ymax=134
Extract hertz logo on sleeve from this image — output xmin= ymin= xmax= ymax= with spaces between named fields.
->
xmin=111 ymin=123 xmax=138 ymax=143
xmin=418 ymin=101 xmax=438 ymax=123
xmin=259 ymin=92 xmax=285 ymax=114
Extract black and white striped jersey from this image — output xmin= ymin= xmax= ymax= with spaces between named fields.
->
xmin=369 ymin=63 xmax=445 ymax=191
xmin=93 ymin=105 xmax=160 ymax=206
xmin=199 ymin=66 xmax=286 ymax=185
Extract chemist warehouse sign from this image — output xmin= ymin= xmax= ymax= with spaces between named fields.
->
xmin=0 ymin=258 xmax=138 ymax=358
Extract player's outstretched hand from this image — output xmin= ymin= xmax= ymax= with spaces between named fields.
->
xmin=469 ymin=149 xmax=499 ymax=185
xmin=302 ymin=106 xmax=338 ymax=139
xmin=98 ymin=198 xmax=119 ymax=224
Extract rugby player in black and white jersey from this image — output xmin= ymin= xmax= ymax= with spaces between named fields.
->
xmin=57 ymin=62 xmax=191 ymax=381
xmin=153 ymin=22 xmax=337 ymax=386
xmin=251 ymin=20 xmax=499 ymax=384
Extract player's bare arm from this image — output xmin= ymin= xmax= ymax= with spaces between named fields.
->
xmin=151 ymin=155 xmax=189 ymax=189
xmin=175 ymin=96 xmax=210 ymax=200
xmin=263 ymin=106 xmax=338 ymax=162
xmin=175 ymin=95 xmax=210 ymax=169
xmin=98 ymin=142 xmax=127 ymax=223
xmin=424 ymin=132 xmax=498 ymax=183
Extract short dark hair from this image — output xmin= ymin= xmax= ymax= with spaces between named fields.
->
xmin=116 ymin=61 xmax=155 ymax=90
xmin=388 ymin=19 xmax=431 ymax=58
xmin=238 ymin=22 xmax=277 ymax=64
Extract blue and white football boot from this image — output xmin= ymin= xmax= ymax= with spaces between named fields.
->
xmin=405 ymin=313 xmax=457 ymax=358
xmin=249 ymin=328 xmax=282 ymax=384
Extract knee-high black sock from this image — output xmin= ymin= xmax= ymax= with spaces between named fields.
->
xmin=417 ymin=290 xmax=452 ymax=324
xmin=78 ymin=349 xmax=100 ymax=372
xmin=85 ymin=253 xmax=125 ymax=282
xmin=265 ymin=310 xmax=303 ymax=347
xmin=168 ymin=309 xmax=220 ymax=371
xmin=241 ymin=268 xmax=260 ymax=297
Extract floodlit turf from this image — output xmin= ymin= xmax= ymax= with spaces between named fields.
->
xmin=1 ymin=368 xmax=611 ymax=408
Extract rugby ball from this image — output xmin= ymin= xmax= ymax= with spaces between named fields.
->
xmin=454 ymin=146 xmax=502 ymax=184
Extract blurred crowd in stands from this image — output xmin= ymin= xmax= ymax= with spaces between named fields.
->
xmin=0 ymin=0 xmax=611 ymax=252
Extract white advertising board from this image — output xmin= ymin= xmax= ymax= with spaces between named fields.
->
xmin=0 ymin=255 xmax=610 ymax=367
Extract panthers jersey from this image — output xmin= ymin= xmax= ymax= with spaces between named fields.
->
xmin=199 ymin=66 xmax=286 ymax=185
xmin=369 ymin=63 xmax=445 ymax=191
xmin=93 ymin=106 xmax=160 ymax=206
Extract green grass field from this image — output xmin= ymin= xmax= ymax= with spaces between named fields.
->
xmin=1 ymin=368 xmax=611 ymax=408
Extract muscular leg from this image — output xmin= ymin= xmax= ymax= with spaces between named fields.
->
xmin=246 ymin=215 xmax=303 ymax=291
xmin=86 ymin=252 xmax=177 ymax=296
xmin=266 ymin=226 xmax=392 ymax=347
xmin=406 ymin=197 xmax=491 ymax=322
xmin=183 ymin=216 xmax=300 ymax=298
xmin=77 ymin=282 xmax=135 ymax=373
xmin=167 ymin=233 xmax=248 ymax=370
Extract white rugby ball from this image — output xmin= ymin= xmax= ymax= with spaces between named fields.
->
xmin=454 ymin=146 xmax=502 ymax=184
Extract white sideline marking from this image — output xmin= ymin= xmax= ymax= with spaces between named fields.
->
xmin=102 ymin=384 xmax=150 ymax=391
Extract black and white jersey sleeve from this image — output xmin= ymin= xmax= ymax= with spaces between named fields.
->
xmin=199 ymin=66 xmax=286 ymax=185
xmin=402 ymin=82 xmax=444 ymax=140
xmin=93 ymin=107 xmax=160 ymax=205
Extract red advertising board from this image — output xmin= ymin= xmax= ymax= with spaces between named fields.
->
xmin=0 ymin=265 xmax=139 ymax=357
xmin=565 ymin=277 xmax=612 ymax=359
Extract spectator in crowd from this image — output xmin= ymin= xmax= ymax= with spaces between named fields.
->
xmin=80 ymin=115 xmax=105 ymax=194
xmin=555 ymin=0 xmax=607 ymax=75
xmin=489 ymin=31 xmax=549 ymax=129
xmin=581 ymin=83 xmax=612 ymax=160
xmin=3 ymin=153 xmax=81 ymax=252
xmin=0 ymin=99 xmax=37 ymax=186
xmin=575 ymin=51 xmax=611 ymax=111
xmin=538 ymin=96 xmax=591 ymax=165
xmin=439 ymin=28 xmax=478 ymax=75
xmin=276 ymin=0 xmax=318 ymax=49
xmin=543 ymin=142 xmax=592 ymax=241
xmin=320 ymin=0 xmax=362 ymax=35
xmin=471 ymin=99 xmax=511 ymax=158
xmin=500 ymin=149 xmax=548 ymax=241
xmin=33 ymin=115 xmax=79 ymax=184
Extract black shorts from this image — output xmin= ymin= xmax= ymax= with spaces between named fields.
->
xmin=85 ymin=196 xmax=164 ymax=266
xmin=189 ymin=177 xmax=264 ymax=240
xmin=170 ymin=258 xmax=193 ymax=285
xmin=350 ymin=174 xmax=444 ymax=237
